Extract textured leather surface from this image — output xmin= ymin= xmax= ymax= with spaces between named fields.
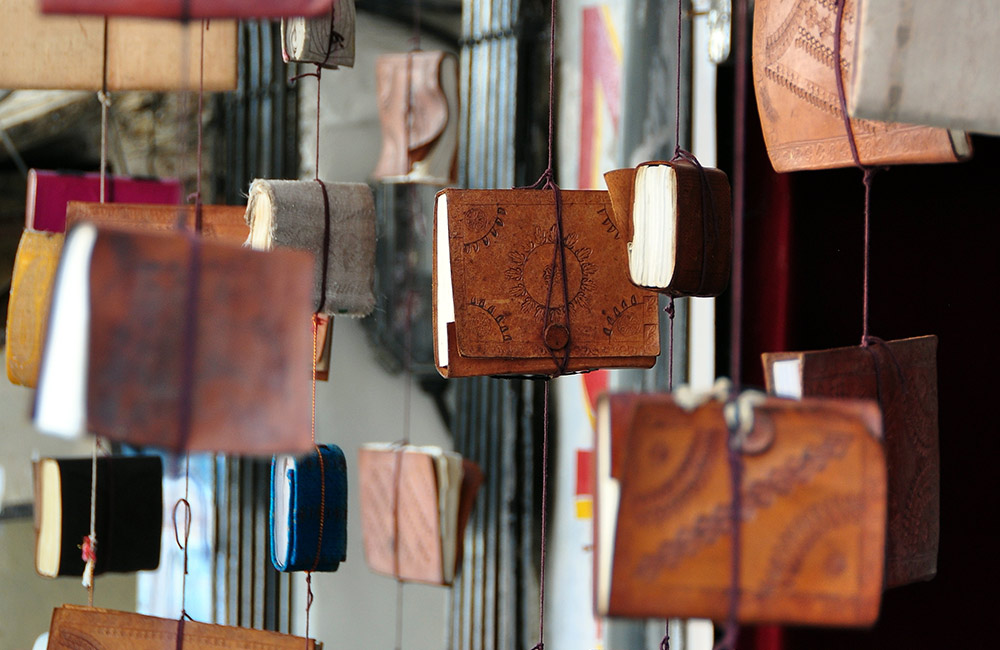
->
xmin=85 ymin=226 xmax=315 ymax=455
xmin=41 ymin=0 xmax=333 ymax=17
xmin=604 ymin=161 xmax=732 ymax=297
xmin=0 ymin=1 xmax=237 ymax=91
xmin=357 ymin=446 xmax=482 ymax=586
xmin=373 ymin=51 xmax=457 ymax=182
xmin=752 ymin=0 xmax=970 ymax=171
xmin=433 ymin=188 xmax=660 ymax=378
xmin=66 ymin=202 xmax=249 ymax=244
xmin=48 ymin=605 xmax=319 ymax=649
xmin=26 ymin=170 xmax=181 ymax=233
xmin=33 ymin=456 xmax=162 ymax=577
xmin=598 ymin=393 xmax=886 ymax=625
xmin=762 ymin=335 xmax=940 ymax=588
xmin=6 ymin=229 xmax=63 ymax=387
xmin=270 ymin=444 xmax=348 ymax=572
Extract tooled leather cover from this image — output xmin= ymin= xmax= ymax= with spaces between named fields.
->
xmin=752 ymin=0 xmax=969 ymax=171
xmin=433 ymin=189 xmax=660 ymax=378
xmin=41 ymin=0 xmax=334 ymax=18
xmin=373 ymin=51 xmax=454 ymax=180
xmin=604 ymin=394 xmax=886 ymax=625
xmin=86 ymin=227 xmax=314 ymax=455
xmin=48 ymin=605 xmax=319 ymax=649
xmin=761 ymin=335 xmax=940 ymax=588
xmin=604 ymin=161 xmax=732 ymax=298
xmin=66 ymin=202 xmax=249 ymax=244
xmin=358 ymin=446 xmax=482 ymax=585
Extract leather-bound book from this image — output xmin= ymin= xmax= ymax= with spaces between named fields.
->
xmin=373 ymin=51 xmax=459 ymax=184
xmin=47 ymin=605 xmax=320 ymax=649
xmin=26 ymin=170 xmax=182 ymax=233
xmin=357 ymin=444 xmax=483 ymax=586
xmin=65 ymin=201 xmax=250 ymax=243
xmin=245 ymin=179 xmax=376 ymax=318
xmin=33 ymin=456 xmax=162 ymax=578
xmin=282 ymin=0 xmax=356 ymax=69
xmin=850 ymin=0 xmax=1000 ymax=136
xmin=604 ymin=160 xmax=732 ymax=297
xmin=33 ymin=224 xmax=315 ymax=455
xmin=761 ymin=335 xmax=940 ymax=589
xmin=41 ymin=0 xmax=334 ymax=18
xmin=751 ymin=0 xmax=971 ymax=171
xmin=270 ymin=444 xmax=348 ymax=572
xmin=0 ymin=0 xmax=237 ymax=91
xmin=595 ymin=392 xmax=886 ymax=626
xmin=433 ymin=188 xmax=661 ymax=378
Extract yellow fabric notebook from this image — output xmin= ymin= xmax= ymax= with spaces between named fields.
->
xmin=6 ymin=229 xmax=63 ymax=387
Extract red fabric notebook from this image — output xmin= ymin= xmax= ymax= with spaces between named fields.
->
xmin=25 ymin=170 xmax=182 ymax=233
xmin=40 ymin=0 xmax=334 ymax=18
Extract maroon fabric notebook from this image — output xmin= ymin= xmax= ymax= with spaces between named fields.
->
xmin=40 ymin=0 xmax=334 ymax=18
xmin=26 ymin=170 xmax=182 ymax=233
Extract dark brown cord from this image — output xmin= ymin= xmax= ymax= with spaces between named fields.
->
xmin=530 ymin=380 xmax=553 ymax=650
xmin=314 ymin=179 xmax=333 ymax=314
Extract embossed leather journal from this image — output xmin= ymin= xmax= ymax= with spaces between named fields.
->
xmin=33 ymin=456 xmax=162 ymax=578
xmin=41 ymin=0 xmax=334 ymax=18
xmin=849 ymin=0 xmax=1000 ymax=136
xmin=433 ymin=189 xmax=661 ymax=378
xmin=373 ymin=51 xmax=459 ymax=184
xmin=26 ymin=169 xmax=182 ymax=233
xmin=604 ymin=160 xmax=732 ymax=297
xmin=751 ymin=0 xmax=971 ymax=171
xmin=595 ymin=393 xmax=886 ymax=625
xmin=0 ymin=0 xmax=237 ymax=91
xmin=358 ymin=444 xmax=483 ymax=585
xmin=282 ymin=0 xmax=356 ymax=69
xmin=65 ymin=201 xmax=250 ymax=242
xmin=33 ymin=224 xmax=315 ymax=455
xmin=47 ymin=605 xmax=319 ymax=649
xmin=245 ymin=179 xmax=376 ymax=318
xmin=762 ymin=335 xmax=940 ymax=588
xmin=270 ymin=444 xmax=348 ymax=572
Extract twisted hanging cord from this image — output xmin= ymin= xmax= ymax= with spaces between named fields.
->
xmin=831 ymin=0 xmax=877 ymax=347
xmin=173 ymin=454 xmax=193 ymax=620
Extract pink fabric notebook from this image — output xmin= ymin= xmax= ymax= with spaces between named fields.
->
xmin=40 ymin=0 xmax=334 ymax=18
xmin=25 ymin=170 xmax=182 ymax=233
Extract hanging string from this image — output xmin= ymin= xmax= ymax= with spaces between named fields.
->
xmin=831 ymin=0 xmax=876 ymax=348
xmin=173 ymin=455 xmax=193 ymax=620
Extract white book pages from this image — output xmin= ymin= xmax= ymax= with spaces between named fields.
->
xmin=272 ymin=455 xmax=296 ymax=568
xmin=435 ymin=193 xmax=454 ymax=369
xmin=34 ymin=223 xmax=97 ymax=439
xmin=631 ymin=165 xmax=677 ymax=289
xmin=35 ymin=459 xmax=63 ymax=577
xmin=771 ymin=358 xmax=803 ymax=399
xmin=595 ymin=397 xmax=619 ymax=615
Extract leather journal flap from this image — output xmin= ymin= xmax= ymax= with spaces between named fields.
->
xmin=603 ymin=393 xmax=886 ymax=626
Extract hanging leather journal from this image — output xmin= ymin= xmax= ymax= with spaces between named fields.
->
xmin=751 ymin=0 xmax=971 ymax=171
xmin=433 ymin=188 xmax=661 ymax=378
xmin=358 ymin=444 xmax=483 ymax=586
xmin=40 ymin=0 xmax=335 ymax=18
xmin=245 ymin=179 xmax=376 ymax=318
xmin=33 ymin=224 xmax=315 ymax=455
xmin=47 ymin=605 xmax=320 ymax=649
xmin=33 ymin=456 xmax=162 ymax=578
xmin=0 ymin=0 xmax=237 ymax=91
xmin=270 ymin=444 xmax=348 ymax=572
xmin=603 ymin=160 xmax=732 ymax=297
xmin=594 ymin=392 xmax=886 ymax=626
xmin=282 ymin=0 xmax=356 ymax=69
xmin=373 ymin=51 xmax=459 ymax=184
xmin=761 ymin=335 xmax=940 ymax=588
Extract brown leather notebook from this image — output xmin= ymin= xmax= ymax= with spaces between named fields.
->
xmin=48 ymin=605 xmax=320 ymax=649
xmin=595 ymin=393 xmax=886 ymax=626
xmin=33 ymin=224 xmax=315 ymax=455
xmin=751 ymin=0 xmax=971 ymax=171
xmin=66 ymin=202 xmax=250 ymax=244
xmin=761 ymin=335 xmax=940 ymax=588
xmin=604 ymin=160 xmax=732 ymax=297
xmin=433 ymin=188 xmax=660 ymax=378
xmin=41 ymin=0 xmax=334 ymax=17
xmin=357 ymin=444 xmax=482 ymax=586
xmin=373 ymin=51 xmax=459 ymax=184
xmin=0 ymin=0 xmax=237 ymax=91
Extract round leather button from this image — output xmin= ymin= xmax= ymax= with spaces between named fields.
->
xmin=543 ymin=323 xmax=570 ymax=351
